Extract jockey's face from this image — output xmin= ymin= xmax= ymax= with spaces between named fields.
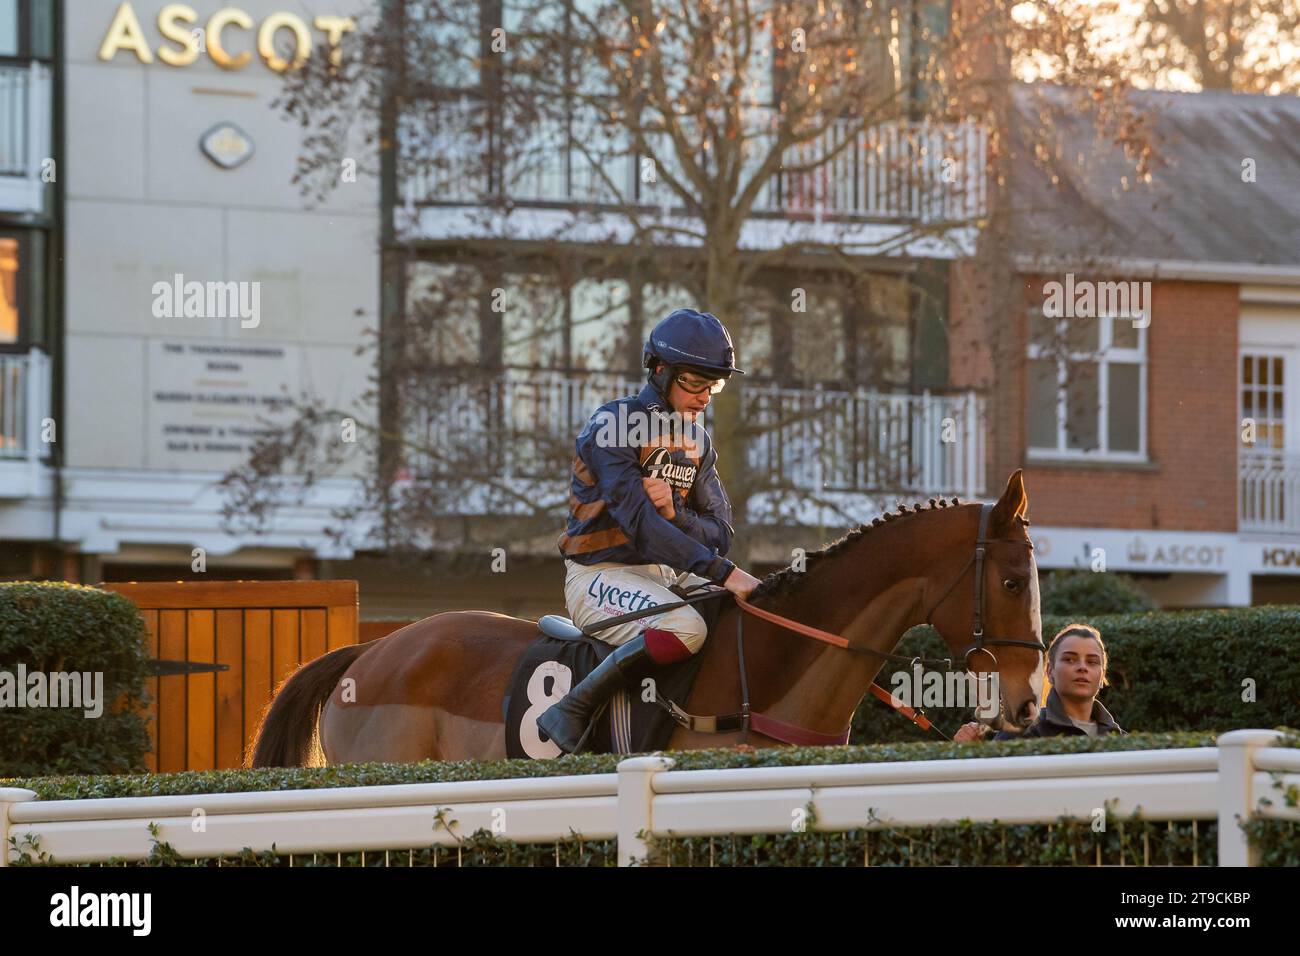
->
xmin=658 ymin=364 xmax=717 ymax=419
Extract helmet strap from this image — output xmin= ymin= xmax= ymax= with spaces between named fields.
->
xmin=648 ymin=362 xmax=675 ymax=404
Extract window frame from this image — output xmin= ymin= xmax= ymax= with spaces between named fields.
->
xmin=0 ymin=0 xmax=53 ymax=65
xmin=1025 ymin=309 xmax=1149 ymax=463
xmin=0 ymin=229 xmax=32 ymax=350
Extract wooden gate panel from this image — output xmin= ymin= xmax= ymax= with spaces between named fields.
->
xmin=215 ymin=609 xmax=244 ymax=769
xmin=271 ymin=609 xmax=300 ymax=695
xmin=242 ymin=609 xmax=272 ymax=767
xmin=186 ymin=609 xmax=216 ymax=773
xmin=141 ymin=609 xmax=160 ymax=773
xmin=158 ymin=610 xmax=187 ymax=773
xmin=302 ymin=608 xmax=327 ymax=663
xmin=101 ymin=581 xmax=360 ymax=773
xmin=328 ymin=605 xmax=355 ymax=651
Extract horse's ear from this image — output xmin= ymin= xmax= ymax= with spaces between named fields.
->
xmin=989 ymin=469 xmax=1028 ymax=534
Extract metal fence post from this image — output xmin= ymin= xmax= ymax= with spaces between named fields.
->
xmin=0 ymin=788 xmax=38 ymax=867
xmin=1216 ymin=729 xmax=1282 ymax=866
xmin=617 ymin=755 xmax=674 ymax=867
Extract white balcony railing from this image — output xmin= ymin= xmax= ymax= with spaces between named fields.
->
xmin=746 ymin=385 xmax=984 ymax=498
xmin=1239 ymin=449 xmax=1300 ymax=533
xmin=0 ymin=347 xmax=51 ymax=498
xmin=401 ymin=101 xmax=987 ymax=226
xmin=0 ymin=61 xmax=51 ymax=214
xmin=407 ymin=369 xmax=985 ymax=501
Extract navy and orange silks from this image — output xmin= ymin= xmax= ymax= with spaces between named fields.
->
xmin=557 ymin=383 xmax=736 ymax=584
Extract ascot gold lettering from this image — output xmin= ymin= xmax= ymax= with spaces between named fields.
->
xmin=256 ymin=12 xmax=312 ymax=73
xmin=156 ymin=4 xmax=199 ymax=67
xmin=208 ymin=7 xmax=253 ymax=70
xmin=97 ymin=3 xmax=354 ymax=73
xmin=99 ymin=1 xmax=154 ymax=63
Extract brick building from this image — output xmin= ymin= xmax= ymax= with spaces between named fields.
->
xmin=4 ymin=4 xmax=1296 ymax=617
xmin=953 ymin=87 xmax=1300 ymax=606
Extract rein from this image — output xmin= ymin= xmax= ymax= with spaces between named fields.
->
xmin=583 ymin=503 xmax=1044 ymax=747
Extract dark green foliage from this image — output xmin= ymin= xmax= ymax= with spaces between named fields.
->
xmin=4 ymin=730 xmax=1216 ymax=799
xmin=1242 ymin=771 xmax=1300 ymax=867
xmin=0 ymin=582 xmax=152 ymax=776
xmin=1039 ymin=570 xmax=1156 ymax=616
xmin=5 ymin=732 xmax=1294 ymax=866
xmin=650 ymin=814 xmax=1217 ymax=867
xmin=854 ymin=607 xmax=1300 ymax=744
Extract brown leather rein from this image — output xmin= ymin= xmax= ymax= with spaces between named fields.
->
xmin=660 ymin=503 xmax=1045 ymax=746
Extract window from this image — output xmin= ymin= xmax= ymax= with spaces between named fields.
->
xmin=406 ymin=261 xmax=480 ymax=366
xmin=501 ymin=273 xmax=566 ymax=369
xmin=0 ymin=232 xmax=39 ymax=346
xmin=569 ymin=278 xmax=631 ymax=371
xmin=641 ymin=282 xmax=697 ymax=343
xmin=1026 ymin=311 xmax=1147 ymax=460
xmin=1241 ymin=354 xmax=1285 ymax=450
xmin=0 ymin=1 xmax=17 ymax=57
xmin=853 ymin=274 xmax=911 ymax=388
xmin=0 ymin=236 xmax=18 ymax=343
xmin=789 ymin=290 xmax=846 ymax=384
xmin=0 ymin=1 xmax=53 ymax=60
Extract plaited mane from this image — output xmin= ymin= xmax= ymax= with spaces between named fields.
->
xmin=751 ymin=497 xmax=963 ymax=601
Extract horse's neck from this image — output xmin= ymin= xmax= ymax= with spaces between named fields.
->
xmin=753 ymin=508 xmax=971 ymax=734
xmin=772 ymin=514 xmax=951 ymax=639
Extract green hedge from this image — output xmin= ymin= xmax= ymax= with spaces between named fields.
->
xmin=0 ymin=582 xmax=152 ymax=776
xmin=648 ymin=814 xmax=1217 ymax=867
xmin=4 ymin=816 xmax=1219 ymax=867
xmin=853 ymin=607 xmax=1300 ymax=744
xmin=1039 ymin=569 xmax=1156 ymax=615
xmin=3 ymin=731 xmax=1219 ymax=800
xmin=6 ymin=732 xmax=1294 ymax=866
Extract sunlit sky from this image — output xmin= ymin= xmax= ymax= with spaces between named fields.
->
xmin=1010 ymin=0 xmax=1299 ymax=94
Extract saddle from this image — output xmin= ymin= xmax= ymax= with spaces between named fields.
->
xmin=502 ymin=588 xmax=729 ymax=759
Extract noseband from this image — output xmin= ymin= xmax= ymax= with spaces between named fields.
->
xmin=923 ymin=502 xmax=1047 ymax=667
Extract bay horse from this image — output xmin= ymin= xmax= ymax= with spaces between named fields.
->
xmin=249 ymin=470 xmax=1044 ymax=766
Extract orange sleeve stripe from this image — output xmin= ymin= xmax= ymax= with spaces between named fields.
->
xmin=569 ymin=493 xmax=606 ymax=521
xmin=559 ymin=526 xmax=631 ymax=555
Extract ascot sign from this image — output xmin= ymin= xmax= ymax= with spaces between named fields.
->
xmin=98 ymin=2 xmax=355 ymax=73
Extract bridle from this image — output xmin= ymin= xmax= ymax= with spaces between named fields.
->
xmin=921 ymin=502 xmax=1047 ymax=668
xmin=578 ymin=501 xmax=1046 ymax=745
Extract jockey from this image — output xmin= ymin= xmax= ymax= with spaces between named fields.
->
xmin=536 ymin=308 xmax=763 ymax=753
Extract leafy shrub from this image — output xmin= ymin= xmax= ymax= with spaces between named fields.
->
xmin=0 ymin=582 xmax=152 ymax=776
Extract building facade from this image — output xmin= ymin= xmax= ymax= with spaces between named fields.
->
xmin=0 ymin=0 xmax=379 ymax=583
xmin=954 ymin=87 xmax=1300 ymax=607
xmin=3 ymin=4 xmax=1297 ymax=621
xmin=0 ymin=0 xmax=56 ymax=578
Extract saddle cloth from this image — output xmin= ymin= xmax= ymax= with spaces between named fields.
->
xmin=503 ymin=593 xmax=727 ymax=758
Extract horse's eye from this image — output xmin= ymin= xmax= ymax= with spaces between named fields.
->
xmin=1003 ymin=578 xmax=1022 ymax=593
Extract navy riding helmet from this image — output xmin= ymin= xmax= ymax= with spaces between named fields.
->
xmin=643 ymin=309 xmax=745 ymax=397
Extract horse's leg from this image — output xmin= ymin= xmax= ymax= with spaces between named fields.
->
xmin=319 ymin=699 xmax=438 ymax=763
xmin=320 ymin=693 xmax=511 ymax=763
xmin=315 ymin=611 xmax=529 ymax=764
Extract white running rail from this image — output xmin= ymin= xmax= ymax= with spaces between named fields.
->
xmin=1 ymin=730 xmax=1293 ymax=867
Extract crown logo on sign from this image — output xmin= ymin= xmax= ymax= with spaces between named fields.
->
xmin=1127 ymin=536 xmax=1148 ymax=563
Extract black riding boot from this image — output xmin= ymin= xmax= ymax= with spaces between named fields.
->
xmin=537 ymin=635 xmax=652 ymax=754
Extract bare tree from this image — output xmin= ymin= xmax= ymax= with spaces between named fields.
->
xmin=223 ymin=0 xmax=1163 ymax=569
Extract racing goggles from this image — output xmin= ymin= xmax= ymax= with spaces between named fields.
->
xmin=673 ymin=370 xmax=728 ymax=395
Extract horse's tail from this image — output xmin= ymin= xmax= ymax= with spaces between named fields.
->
xmin=246 ymin=642 xmax=372 ymax=768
